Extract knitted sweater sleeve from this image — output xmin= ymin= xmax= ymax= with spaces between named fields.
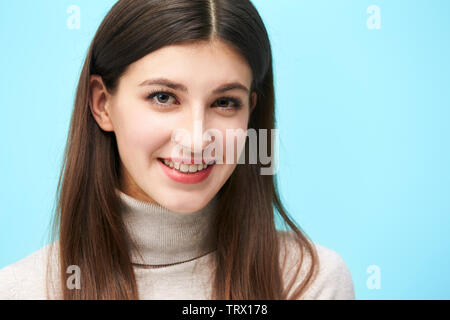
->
xmin=278 ymin=230 xmax=355 ymax=300
xmin=0 ymin=263 xmax=18 ymax=300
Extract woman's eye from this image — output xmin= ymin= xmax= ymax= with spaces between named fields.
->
xmin=147 ymin=92 xmax=177 ymax=106
xmin=215 ymin=98 xmax=240 ymax=109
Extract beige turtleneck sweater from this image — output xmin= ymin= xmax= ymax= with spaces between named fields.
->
xmin=0 ymin=190 xmax=355 ymax=299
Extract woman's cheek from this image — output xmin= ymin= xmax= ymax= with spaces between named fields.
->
xmin=116 ymin=106 xmax=173 ymax=157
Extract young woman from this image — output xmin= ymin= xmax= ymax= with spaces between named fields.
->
xmin=0 ymin=0 xmax=354 ymax=300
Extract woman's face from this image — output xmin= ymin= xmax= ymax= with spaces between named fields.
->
xmin=90 ymin=40 xmax=257 ymax=213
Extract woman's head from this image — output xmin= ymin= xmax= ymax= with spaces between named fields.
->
xmin=50 ymin=0 xmax=317 ymax=300
xmin=90 ymin=39 xmax=257 ymax=213
xmin=85 ymin=0 xmax=271 ymax=214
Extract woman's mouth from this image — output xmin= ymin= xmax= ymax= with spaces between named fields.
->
xmin=157 ymin=158 xmax=215 ymax=184
xmin=157 ymin=158 xmax=215 ymax=173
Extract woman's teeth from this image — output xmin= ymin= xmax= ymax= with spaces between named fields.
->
xmin=162 ymin=159 xmax=214 ymax=173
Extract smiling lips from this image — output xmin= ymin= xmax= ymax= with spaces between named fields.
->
xmin=158 ymin=158 xmax=215 ymax=184
xmin=160 ymin=158 xmax=214 ymax=173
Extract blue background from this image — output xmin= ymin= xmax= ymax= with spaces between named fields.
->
xmin=1 ymin=0 xmax=449 ymax=299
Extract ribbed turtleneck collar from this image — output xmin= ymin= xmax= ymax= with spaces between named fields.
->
xmin=116 ymin=189 xmax=219 ymax=267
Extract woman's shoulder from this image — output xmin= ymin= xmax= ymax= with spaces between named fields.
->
xmin=276 ymin=230 xmax=355 ymax=300
xmin=0 ymin=242 xmax=59 ymax=300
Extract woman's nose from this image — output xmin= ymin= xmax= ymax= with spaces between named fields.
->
xmin=172 ymin=114 xmax=211 ymax=155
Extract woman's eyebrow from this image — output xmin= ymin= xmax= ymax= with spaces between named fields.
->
xmin=138 ymin=77 xmax=249 ymax=94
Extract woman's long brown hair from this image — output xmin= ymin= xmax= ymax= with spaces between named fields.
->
xmin=47 ymin=0 xmax=319 ymax=299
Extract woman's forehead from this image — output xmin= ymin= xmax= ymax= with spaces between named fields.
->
xmin=121 ymin=41 xmax=253 ymax=88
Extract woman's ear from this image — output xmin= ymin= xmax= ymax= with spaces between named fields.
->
xmin=89 ymin=74 xmax=114 ymax=132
